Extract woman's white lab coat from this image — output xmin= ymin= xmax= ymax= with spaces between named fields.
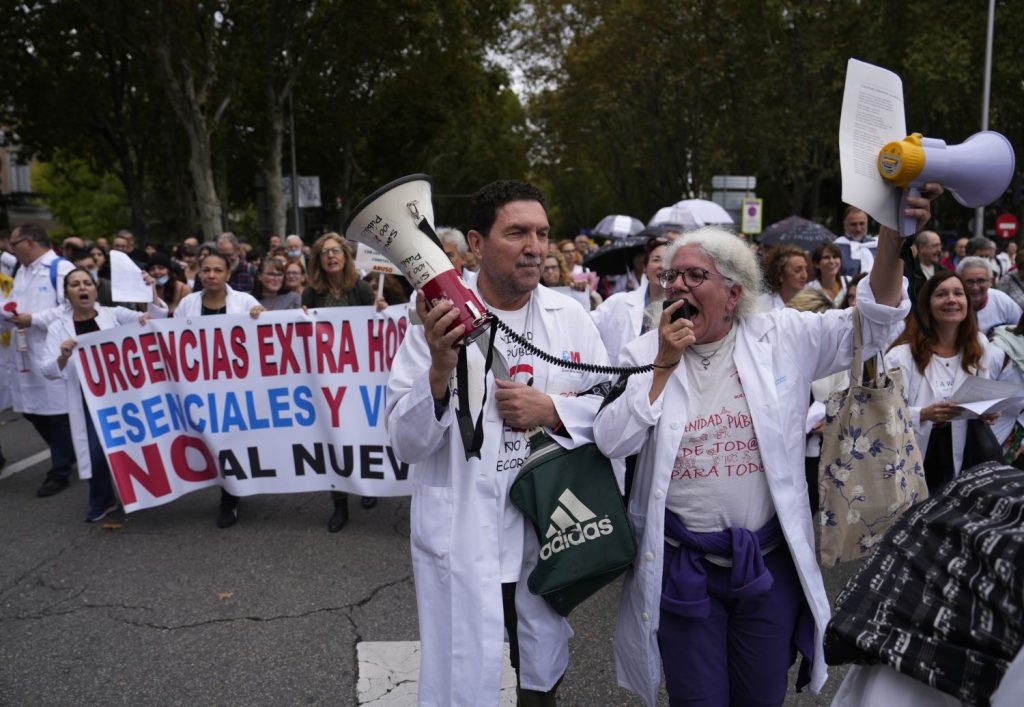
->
xmin=173 ymin=285 xmax=259 ymax=318
xmin=591 ymin=285 xmax=647 ymax=365
xmin=40 ymin=301 xmax=168 ymax=478
xmin=386 ymin=285 xmax=610 ymax=706
xmin=594 ymin=279 xmax=910 ymax=706
xmin=885 ymin=335 xmax=1014 ymax=476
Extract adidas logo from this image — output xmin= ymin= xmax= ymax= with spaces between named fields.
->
xmin=539 ymin=489 xmax=614 ymax=560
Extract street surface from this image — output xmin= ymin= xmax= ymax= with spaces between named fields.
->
xmin=1 ymin=410 xmax=857 ymax=705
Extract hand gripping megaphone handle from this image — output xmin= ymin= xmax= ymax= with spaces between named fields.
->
xmin=898 ymin=185 xmax=921 ymax=237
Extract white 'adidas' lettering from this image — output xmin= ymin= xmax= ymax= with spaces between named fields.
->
xmin=539 ymin=490 xmax=614 ymax=560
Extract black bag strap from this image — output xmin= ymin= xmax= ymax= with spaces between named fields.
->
xmin=455 ymin=317 xmax=499 ymax=459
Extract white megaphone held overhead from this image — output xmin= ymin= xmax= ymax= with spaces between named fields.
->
xmin=342 ymin=174 xmax=491 ymax=345
xmin=877 ymin=131 xmax=1015 ymax=236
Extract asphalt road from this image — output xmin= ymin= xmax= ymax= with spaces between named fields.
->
xmin=0 ymin=410 xmax=858 ymax=706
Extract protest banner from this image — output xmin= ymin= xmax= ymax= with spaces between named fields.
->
xmin=68 ymin=305 xmax=412 ymax=512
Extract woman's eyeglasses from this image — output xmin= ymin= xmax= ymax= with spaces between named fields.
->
xmin=658 ymin=267 xmax=733 ymax=289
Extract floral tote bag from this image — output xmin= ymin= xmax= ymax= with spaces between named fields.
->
xmin=818 ymin=309 xmax=928 ymax=567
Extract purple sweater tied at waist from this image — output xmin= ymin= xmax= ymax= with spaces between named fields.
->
xmin=661 ymin=511 xmax=783 ymax=619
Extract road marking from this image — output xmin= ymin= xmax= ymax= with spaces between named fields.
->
xmin=0 ymin=450 xmax=50 ymax=481
xmin=357 ymin=641 xmax=516 ymax=705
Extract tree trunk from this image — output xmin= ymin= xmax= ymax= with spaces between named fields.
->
xmin=153 ymin=40 xmax=224 ymax=240
xmin=186 ymin=117 xmax=223 ymax=240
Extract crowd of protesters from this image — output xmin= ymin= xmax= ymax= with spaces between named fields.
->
xmin=2 ymin=184 xmax=1024 ymax=706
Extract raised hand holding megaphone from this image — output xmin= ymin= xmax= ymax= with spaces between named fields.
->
xmin=877 ymin=131 xmax=1015 ymax=237
xmin=343 ymin=174 xmax=491 ymax=345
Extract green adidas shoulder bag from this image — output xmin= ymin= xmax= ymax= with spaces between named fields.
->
xmin=510 ymin=432 xmax=637 ymax=616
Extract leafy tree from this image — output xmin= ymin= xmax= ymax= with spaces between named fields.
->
xmin=0 ymin=0 xmax=174 ymax=236
xmin=521 ymin=0 xmax=1023 ymax=236
xmin=30 ymin=151 xmax=130 ymax=239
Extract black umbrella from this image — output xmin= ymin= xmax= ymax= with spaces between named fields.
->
xmin=758 ymin=216 xmax=836 ymax=252
xmin=581 ymin=235 xmax=650 ymax=276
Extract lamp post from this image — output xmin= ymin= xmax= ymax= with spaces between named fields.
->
xmin=289 ymin=88 xmax=301 ymax=239
xmin=976 ymin=0 xmax=996 ymax=238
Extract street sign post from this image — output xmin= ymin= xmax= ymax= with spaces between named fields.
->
xmin=741 ymin=198 xmax=763 ymax=235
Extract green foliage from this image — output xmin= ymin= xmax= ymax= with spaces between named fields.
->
xmin=524 ymin=0 xmax=1024 ymax=235
xmin=5 ymin=0 xmax=1020 ymax=243
xmin=30 ymin=152 xmax=130 ymax=239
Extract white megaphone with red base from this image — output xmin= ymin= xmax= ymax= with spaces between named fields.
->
xmin=877 ymin=131 xmax=1016 ymax=236
xmin=342 ymin=174 xmax=491 ymax=345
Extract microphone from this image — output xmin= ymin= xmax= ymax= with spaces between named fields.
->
xmin=664 ymin=299 xmax=697 ymax=323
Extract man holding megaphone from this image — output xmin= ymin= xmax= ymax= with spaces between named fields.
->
xmin=386 ymin=180 xmax=611 ymax=706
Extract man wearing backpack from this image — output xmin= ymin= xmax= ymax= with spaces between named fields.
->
xmin=3 ymin=222 xmax=76 ymax=497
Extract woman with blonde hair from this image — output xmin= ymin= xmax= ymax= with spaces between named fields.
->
xmin=302 ymin=232 xmax=386 ymax=532
xmin=760 ymin=245 xmax=811 ymax=309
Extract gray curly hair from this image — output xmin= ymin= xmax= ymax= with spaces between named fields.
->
xmin=663 ymin=227 xmax=764 ymax=321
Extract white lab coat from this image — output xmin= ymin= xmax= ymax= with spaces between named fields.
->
xmin=40 ymin=302 xmax=168 ymax=478
xmin=386 ymin=284 xmax=611 ymax=706
xmin=593 ymin=278 xmax=910 ymax=706
xmin=0 ymin=251 xmax=75 ymax=414
xmin=885 ymin=336 xmax=1015 ymax=477
xmin=591 ymin=285 xmax=646 ymax=365
xmin=173 ymin=285 xmax=260 ymax=318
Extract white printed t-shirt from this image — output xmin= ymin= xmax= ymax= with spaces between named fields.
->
xmin=666 ymin=327 xmax=775 ymax=533
xmin=490 ymin=298 xmax=546 ymax=582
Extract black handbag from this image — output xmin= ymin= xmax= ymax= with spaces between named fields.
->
xmin=962 ymin=418 xmax=1005 ymax=470
xmin=510 ymin=432 xmax=637 ymax=616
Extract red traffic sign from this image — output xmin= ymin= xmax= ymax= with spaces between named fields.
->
xmin=995 ymin=213 xmax=1019 ymax=240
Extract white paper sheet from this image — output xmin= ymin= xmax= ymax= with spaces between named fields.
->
xmin=839 ymin=59 xmax=906 ymax=231
xmin=950 ymin=374 xmax=1024 ymax=420
xmin=110 ymin=250 xmax=152 ymax=303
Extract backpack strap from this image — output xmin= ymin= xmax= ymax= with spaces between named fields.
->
xmin=49 ymin=256 xmax=67 ymax=304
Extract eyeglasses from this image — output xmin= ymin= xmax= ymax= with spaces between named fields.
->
xmin=658 ymin=266 xmax=732 ymax=289
xmin=320 ymin=247 xmax=344 ymax=257
xmin=9 ymin=238 xmax=28 ymax=248
xmin=963 ymin=278 xmax=990 ymax=288
xmin=285 ymin=271 xmax=302 ymax=278
xmin=263 ymin=272 xmax=284 ymax=279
